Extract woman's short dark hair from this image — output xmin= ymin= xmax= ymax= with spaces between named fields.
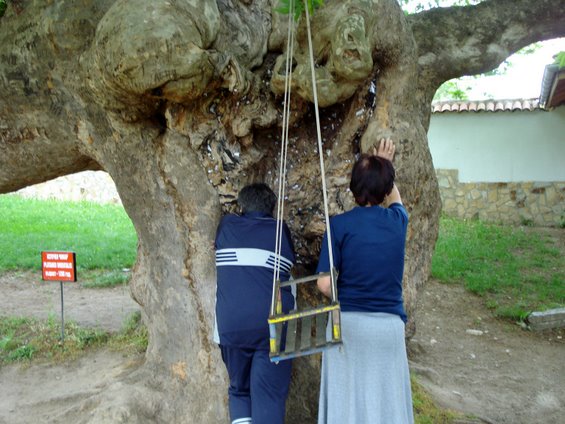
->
xmin=238 ymin=183 xmax=277 ymax=215
xmin=349 ymin=154 xmax=395 ymax=206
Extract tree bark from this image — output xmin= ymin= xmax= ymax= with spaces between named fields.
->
xmin=1 ymin=0 xmax=564 ymax=422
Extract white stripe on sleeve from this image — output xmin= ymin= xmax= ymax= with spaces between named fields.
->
xmin=232 ymin=418 xmax=252 ymax=424
xmin=216 ymin=248 xmax=293 ymax=273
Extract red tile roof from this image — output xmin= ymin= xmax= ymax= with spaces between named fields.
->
xmin=431 ymin=99 xmax=541 ymax=113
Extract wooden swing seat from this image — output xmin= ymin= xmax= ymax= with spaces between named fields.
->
xmin=269 ymin=271 xmax=342 ymax=362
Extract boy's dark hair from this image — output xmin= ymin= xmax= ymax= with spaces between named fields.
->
xmin=349 ymin=154 xmax=395 ymax=206
xmin=238 ymin=183 xmax=277 ymax=215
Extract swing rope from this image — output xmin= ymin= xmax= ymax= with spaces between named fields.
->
xmin=272 ymin=0 xmax=296 ymax=313
xmin=268 ymin=1 xmax=344 ymax=362
xmin=272 ymin=0 xmax=336 ymax=299
xmin=303 ymin=1 xmax=336 ymax=282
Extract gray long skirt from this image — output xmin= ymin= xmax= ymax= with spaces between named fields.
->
xmin=318 ymin=312 xmax=414 ymax=424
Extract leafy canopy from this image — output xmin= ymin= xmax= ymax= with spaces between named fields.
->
xmin=275 ymin=0 xmax=324 ymax=21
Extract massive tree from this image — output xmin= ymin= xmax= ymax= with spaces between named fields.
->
xmin=1 ymin=0 xmax=563 ymax=422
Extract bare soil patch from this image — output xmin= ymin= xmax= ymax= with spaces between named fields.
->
xmin=0 ymin=272 xmax=142 ymax=424
xmin=0 ymin=349 xmax=143 ymax=424
xmin=0 ymin=271 xmax=139 ymax=332
xmin=409 ymin=279 xmax=564 ymax=424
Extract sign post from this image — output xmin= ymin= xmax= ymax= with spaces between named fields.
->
xmin=41 ymin=251 xmax=77 ymax=344
xmin=60 ymin=281 xmax=64 ymax=342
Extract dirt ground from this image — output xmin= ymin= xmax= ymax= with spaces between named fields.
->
xmin=409 ymin=280 xmax=564 ymax=424
xmin=0 ymin=272 xmax=139 ymax=332
xmin=1 ymin=228 xmax=564 ymax=423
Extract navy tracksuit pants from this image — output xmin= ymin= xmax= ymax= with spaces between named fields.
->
xmin=220 ymin=345 xmax=292 ymax=424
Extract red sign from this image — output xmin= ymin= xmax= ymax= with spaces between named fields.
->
xmin=41 ymin=251 xmax=77 ymax=282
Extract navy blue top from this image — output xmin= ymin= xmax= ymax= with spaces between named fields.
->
xmin=316 ymin=203 xmax=409 ymax=322
xmin=215 ymin=212 xmax=295 ymax=349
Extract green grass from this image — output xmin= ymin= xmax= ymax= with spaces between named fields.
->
xmin=432 ymin=217 xmax=564 ymax=321
xmin=0 ymin=195 xmax=137 ymax=271
xmin=80 ymin=269 xmax=132 ymax=289
xmin=0 ymin=312 xmax=147 ymax=365
xmin=412 ymin=375 xmax=461 ymax=423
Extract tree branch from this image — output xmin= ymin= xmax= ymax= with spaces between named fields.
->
xmin=0 ymin=130 xmax=100 ymax=194
xmin=410 ymin=0 xmax=565 ymax=90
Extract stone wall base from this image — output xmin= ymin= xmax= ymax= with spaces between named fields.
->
xmin=527 ymin=308 xmax=565 ymax=331
xmin=437 ymin=169 xmax=565 ymax=227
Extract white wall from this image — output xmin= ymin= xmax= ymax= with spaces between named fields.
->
xmin=427 ymin=107 xmax=565 ymax=183
xmin=16 ymin=171 xmax=121 ymax=204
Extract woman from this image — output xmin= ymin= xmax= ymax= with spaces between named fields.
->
xmin=316 ymin=138 xmax=414 ymax=424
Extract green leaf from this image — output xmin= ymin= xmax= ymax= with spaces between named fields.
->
xmin=433 ymin=80 xmax=470 ymax=101
xmin=275 ymin=5 xmax=290 ymax=14
xmin=308 ymin=0 xmax=325 ymax=14
xmin=0 ymin=0 xmax=7 ymax=18
xmin=554 ymin=51 xmax=565 ymax=69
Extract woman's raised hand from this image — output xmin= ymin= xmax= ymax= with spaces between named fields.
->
xmin=373 ymin=137 xmax=395 ymax=161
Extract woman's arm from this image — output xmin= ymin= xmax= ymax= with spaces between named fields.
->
xmin=385 ymin=183 xmax=402 ymax=206
xmin=317 ymin=275 xmax=332 ymax=298
xmin=374 ymin=138 xmax=402 ymax=207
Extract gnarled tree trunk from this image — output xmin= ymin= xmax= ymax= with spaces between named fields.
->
xmin=1 ymin=0 xmax=564 ymax=422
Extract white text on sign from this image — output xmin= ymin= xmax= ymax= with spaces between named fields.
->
xmin=46 ymin=253 xmax=69 ymax=260
xmin=42 ymin=262 xmax=73 ymax=269
xmin=44 ymin=270 xmax=71 ymax=278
